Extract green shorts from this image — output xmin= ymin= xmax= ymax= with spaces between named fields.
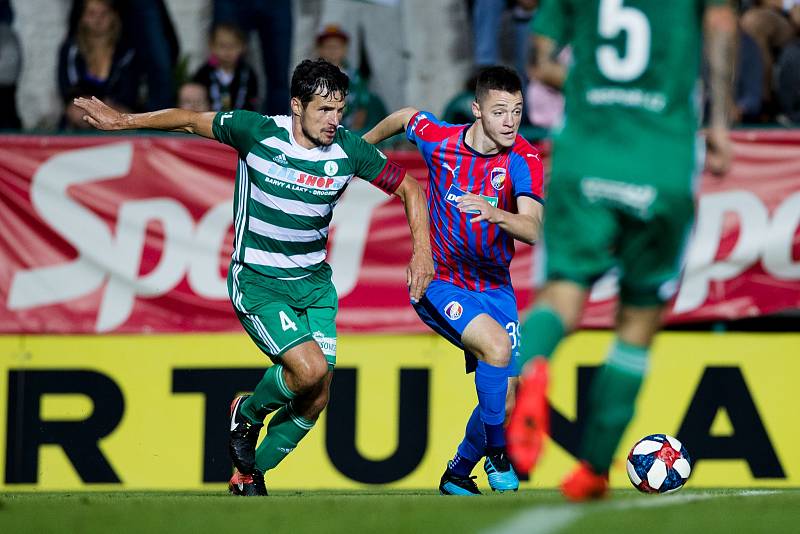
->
xmin=543 ymin=172 xmax=695 ymax=307
xmin=227 ymin=262 xmax=338 ymax=366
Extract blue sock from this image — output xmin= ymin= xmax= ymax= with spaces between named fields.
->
xmin=448 ymin=452 xmax=478 ymax=477
xmin=475 ymin=361 xmax=508 ymax=449
xmin=451 ymin=405 xmax=485 ymax=476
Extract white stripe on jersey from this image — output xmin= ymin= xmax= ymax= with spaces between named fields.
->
xmin=233 ymin=159 xmax=249 ymax=260
xmin=249 ymin=216 xmax=329 ymax=242
xmin=251 ymin=315 xmax=279 ymax=354
xmin=244 ymin=247 xmax=327 ymax=269
xmin=250 ymin=184 xmax=332 ymax=217
xmin=231 ymin=262 xmax=245 ymax=313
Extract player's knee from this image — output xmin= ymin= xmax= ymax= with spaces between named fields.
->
xmin=292 ymin=356 xmax=329 ymax=392
xmin=483 ymin=334 xmax=512 ymax=367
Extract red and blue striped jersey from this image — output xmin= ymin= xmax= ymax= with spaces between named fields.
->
xmin=406 ymin=111 xmax=544 ymax=291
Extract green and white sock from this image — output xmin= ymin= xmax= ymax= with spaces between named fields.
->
xmin=255 ymin=402 xmax=315 ymax=472
xmin=580 ymin=340 xmax=649 ymax=473
xmin=241 ymin=364 xmax=296 ymax=424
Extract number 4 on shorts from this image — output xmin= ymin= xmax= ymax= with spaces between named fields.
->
xmin=279 ymin=311 xmax=298 ymax=332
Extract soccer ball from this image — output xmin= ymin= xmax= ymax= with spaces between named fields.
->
xmin=626 ymin=434 xmax=692 ymax=494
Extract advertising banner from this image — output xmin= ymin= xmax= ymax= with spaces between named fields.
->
xmin=1 ymin=332 xmax=796 ymax=490
xmin=1 ymin=131 xmax=799 ymax=334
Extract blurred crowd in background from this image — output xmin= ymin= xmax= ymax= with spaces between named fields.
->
xmin=0 ymin=0 xmax=799 ymax=136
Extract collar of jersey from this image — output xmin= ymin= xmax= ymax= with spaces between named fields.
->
xmin=461 ymin=125 xmax=508 ymax=159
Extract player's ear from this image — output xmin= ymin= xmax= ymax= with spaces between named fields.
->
xmin=290 ymin=97 xmax=304 ymax=118
xmin=471 ymin=99 xmax=481 ymax=120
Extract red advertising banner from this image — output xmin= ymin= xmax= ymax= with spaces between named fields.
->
xmin=1 ymin=132 xmax=799 ymax=334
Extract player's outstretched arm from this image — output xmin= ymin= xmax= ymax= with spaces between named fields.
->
xmin=704 ymin=4 xmax=736 ymax=176
xmin=73 ymin=96 xmax=217 ymax=139
xmin=362 ymin=107 xmax=418 ymax=145
xmin=393 ymin=173 xmax=434 ymax=302
xmin=456 ymin=194 xmax=542 ymax=245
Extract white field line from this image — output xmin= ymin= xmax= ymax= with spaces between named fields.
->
xmin=484 ymin=490 xmax=781 ymax=534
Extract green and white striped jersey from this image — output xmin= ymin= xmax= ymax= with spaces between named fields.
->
xmin=213 ymin=110 xmax=404 ymax=279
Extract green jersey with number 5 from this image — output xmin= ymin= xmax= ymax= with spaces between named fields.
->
xmin=533 ymin=0 xmax=727 ymax=187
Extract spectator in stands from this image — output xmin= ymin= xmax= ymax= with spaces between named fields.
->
xmin=177 ymin=82 xmax=210 ymax=113
xmin=442 ymin=73 xmax=479 ymax=125
xmin=192 ymin=23 xmax=259 ymax=112
xmin=68 ymin=0 xmax=179 ymax=111
xmin=775 ymin=38 xmax=800 ymax=125
xmin=315 ymin=23 xmax=387 ymax=135
xmin=58 ymin=0 xmax=137 ymax=130
xmin=471 ymin=0 xmax=537 ymax=83
xmin=525 ymin=45 xmax=569 ymax=130
xmin=740 ymin=0 xmax=800 ymax=116
xmin=733 ymin=28 xmax=765 ymax=124
xmin=213 ymin=0 xmax=292 ymax=116
xmin=0 ymin=0 xmax=21 ymax=129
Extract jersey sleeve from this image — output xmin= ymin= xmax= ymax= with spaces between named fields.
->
xmin=212 ymin=110 xmax=267 ymax=156
xmin=345 ymin=130 xmax=405 ymax=195
xmin=531 ymin=0 xmax=573 ymax=46
xmin=509 ymin=145 xmax=545 ymax=204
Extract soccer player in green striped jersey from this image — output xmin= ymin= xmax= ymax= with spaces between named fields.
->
xmin=75 ymin=59 xmax=434 ymax=496
xmin=505 ymin=0 xmax=736 ymax=501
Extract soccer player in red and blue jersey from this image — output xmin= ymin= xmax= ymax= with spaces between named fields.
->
xmin=364 ymin=66 xmax=543 ymax=495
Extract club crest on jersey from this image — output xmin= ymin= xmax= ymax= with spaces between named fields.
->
xmin=445 ymin=184 xmax=498 ymax=213
xmin=490 ymin=167 xmax=506 ymax=190
xmin=444 ymin=301 xmax=463 ymax=320
xmin=324 ymin=161 xmax=339 ymax=176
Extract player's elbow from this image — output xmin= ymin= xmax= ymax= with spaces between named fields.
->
xmin=397 ymin=107 xmax=420 ymax=129
xmin=394 ymin=174 xmax=423 ymax=202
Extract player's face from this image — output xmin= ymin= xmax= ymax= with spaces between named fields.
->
xmin=293 ymin=91 xmax=346 ymax=147
xmin=474 ymin=90 xmax=524 ymax=149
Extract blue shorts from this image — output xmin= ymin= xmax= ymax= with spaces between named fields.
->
xmin=413 ymin=279 xmax=520 ymax=376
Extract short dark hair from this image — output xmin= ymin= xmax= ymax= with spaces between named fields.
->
xmin=475 ymin=66 xmax=522 ymax=103
xmin=291 ymin=59 xmax=350 ymax=107
xmin=210 ymin=22 xmax=246 ymax=45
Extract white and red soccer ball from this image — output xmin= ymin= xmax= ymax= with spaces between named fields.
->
xmin=627 ymin=434 xmax=692 ymax=493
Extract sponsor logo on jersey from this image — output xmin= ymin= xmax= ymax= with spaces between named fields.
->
xmin=313 ymin=330 xmax=337 ymax=356
xmin=444 ymin=301 xmax=463 ymax=321
xmin=273 ymin=153 xmax=288 ymax=165
xmin=296 ymin=173 xmax=335 ymax=189
xmin=490 ymin=167 xmax=506 ymax=191
xmin=445 ymin=184 xmax=498 ymax=213
xmin=324 ymin=161 xmax=339 ymax=176
xmin=442 ymin=162 xmax=460 ymax=178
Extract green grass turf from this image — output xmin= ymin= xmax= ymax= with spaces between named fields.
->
xmin=0 ymin=489 xmax=796 ymax=534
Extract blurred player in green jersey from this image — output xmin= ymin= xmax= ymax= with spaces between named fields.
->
xmin=75 ymin=59 xmax=433 ymax=496
xmin=506 ymin=0 xmax=736 ymax=501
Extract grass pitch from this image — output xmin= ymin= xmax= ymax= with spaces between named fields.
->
xmin=0 ymin=489 xmax=796 ymax=534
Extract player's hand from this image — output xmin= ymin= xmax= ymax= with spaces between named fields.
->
xmin=705 ymin=127 xmax=732 ymax=177
xmin=407 ymin=248 xmax=434 ymax=304
xmin=457 ymin=193 xmax=501 ymax=224
xmin=73 ymin=96 xmax=129 ymax=131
